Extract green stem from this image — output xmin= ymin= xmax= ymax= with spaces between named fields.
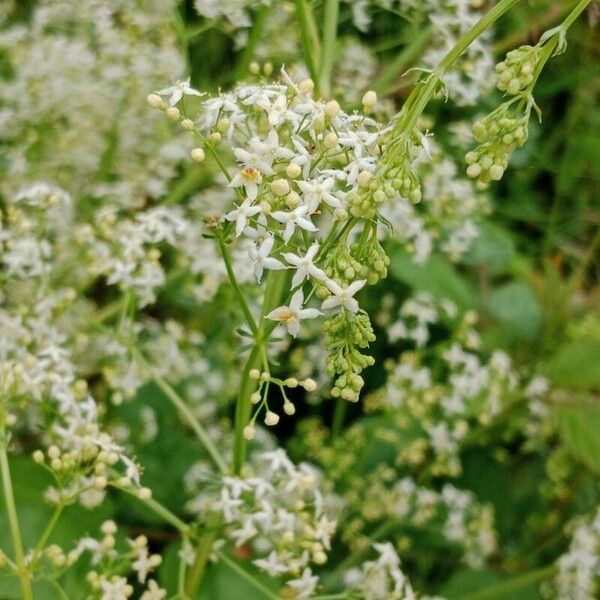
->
xmin=233 ymin=5 xmax=269 ymax=81
xmin=216 ymin=551 xmax=280 ymax=600
xmin=394 ymin=0 xmax=523 ymax=138
xmin=0 ymin=439 xmax=33 ymax=600
xmin=233 ymin=345 xmax=263 ymax=474
xmin=319 ymin=0 xmax=340 ymax=97
xmin=232 ymin=270 xmax=289 ymax=474
xmin=456 ymin=565 xmax=556 ymax=600
xmin=185 ymin=530 xmax=217 ymax=598
xmin=163 ymin=168 xmax=207 ymax=206
xmin=295 ymin=0 xmax=322 ymax=86
xmin=131 ymin=348 xmax=228 ymax=474
xmin=32 ymin=503 xmax=64 ymax=563
xmin=217 ymin=236 xmax=259 ymax=336
xmin=117 ymin=483 xmax=190 ymax=534
xmin=561 ymin=0 xmax=592 ymax=30
xmin=331 ymin=397 xmax=346 ymax=438
xmin=371 ymin=26 xmax=432 ymax=96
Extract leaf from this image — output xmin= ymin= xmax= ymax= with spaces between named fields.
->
xmin=389 ymin=247 xmax=477 ymax=309
xmin=463 ymin=223 xmax=516 ymax=275
xmin=488 ymin=281 xmax=542 ymax=340
xmin=554 ymin=403 xmax=600 ymax=473
xmin=543 ymin=340 xmax=600 ymax=389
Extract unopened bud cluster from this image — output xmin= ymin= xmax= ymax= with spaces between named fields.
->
xmin=496 ymin=45 xmax=540 ymax=96
xmin=325 ymin=312 xmax=375 ymax=402
xmin=465 ymin=103 xmax=528 ymax=184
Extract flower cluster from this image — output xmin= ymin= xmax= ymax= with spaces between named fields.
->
xmin=186 ymin=449 xmax=337 ymax=597
xmin=344 ymin=543 xmax=418 ymax=600
xmin=0 ymin=0 xmax=186 ymax=206
xmin=375 ymin=294 xmax=522 ymax=476
xmin=544 ymin=506 xmax=600 ymax=600
xmin=71 ymin=521 xmax=165 ymax=600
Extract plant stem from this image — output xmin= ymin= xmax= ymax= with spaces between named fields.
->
xmin=217 ymin=236 xmax=259 ymax=335
xmin=295 ymin=0 xmax=322 ymax=85
xmin=216 ymin=551 xmax=280 ymax=600
xmin=319 ymin=0 xmax=340 ymax=97
xmin=117 ymin=483 xmax=190 ymax=534
xmin=394 ymin=0 xmax=523 ymax=138
xmin=32 ymin=503 xmax=64 ymax=563
xmin=331 ymin=397 xmax=346 ymax=438
xmin=371 ymin=26 xmax=432 ymax=96
xmin=234 ymin=5 xmax=269 ymax=81
xmin=561 ymin=0 xmax=592 ymax=30
xmin=163 ymin=168 xmax=207 ymax=206
xmin=0 ymin=438 xmax=33 ymax=600
xmin=185 ymin=530 xmax=217 ymax=598
xmin=131 ymin=347 xmax=228 ymax=474
xmin=232 ymin=345 xmax=263 ymax=474
xmin=456 ymin=565 xmax=556 ymax=600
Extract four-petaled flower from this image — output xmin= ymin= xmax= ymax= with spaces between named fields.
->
xmin=297 ymin=178 xmax=342 ymax=211
xmin=225 ymin=198 xmax=261 ymax=236
xmin=283 ymin=243 xmax=325 ymax=286
xmin=229 ymin=167 xmax=263 ymax=200
xmin=249 ymin=235 xmax=284 ymax=282
xmin=154 ymin=78 xmax=203 ymax=106
xmin=271 ymin=205 xmax=317 ymax=243
xmin=322 ymin=279 xmax=366 ymax=313
xmin=266 ymin=290 xmax=321 ymax=337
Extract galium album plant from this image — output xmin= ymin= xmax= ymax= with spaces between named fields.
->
xmin=0 ymin=0 xmax=599 ymax=599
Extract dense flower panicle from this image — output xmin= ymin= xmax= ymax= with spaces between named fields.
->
xmin=0 ymin=0 xmax=186 ymax=205
xmin=495 ymin=45 xmax=542 ymax=96
xmin=345 ymin=543 xmax=418 ymax=599
xmin=68 ymin=521 xmax=165 ymax=599
xmin=544 ymin=507 xmax=600 ymax=600
xmin=185 ymin=449 xmax=338 ymax=595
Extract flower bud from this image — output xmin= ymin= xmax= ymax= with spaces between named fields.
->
xmin=302 ymin=378 xmax=317 ymax=392
xmin=286 ymin=163 xmax=302 ymax=178
xmin=324 ymin=132 xmax=338 ymax=148
xmin=325 ymin=100 xmax=340 ymax=118
xmin=362 ymin=90 xmax=377 ymax=110
xmin=299 ymin=79 xmax=314 ymax=94
xmin=243 ymin=425 xmax=256 ymax=440
xmin=191 ymin=148 xmax=205 ymax=162
xmin=264 ymin=411 xmax=280 ymax=426
xmin=146 ymin=94 xmax=164 ymax=109
xmin=271 ymin=178 xmax=290 ymax=197
xmin=166 ymin=107 xmax=180 ymax=121
xmin=181 ymin=118 xmax=195 ymax=131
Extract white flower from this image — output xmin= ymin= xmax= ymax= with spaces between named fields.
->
xmin=132 ymin=545 xmax=153 ymax=583
xmin=271 ymin=205 xmax=317 ymax=243
xmin=322 ymin=279 xmax=366 ymax=313
xmin=282 ymin=242 xmax=325 ymax=286
xmin=266 ymin=290 xmax=321 ymax=337
xmin=253 ymin=550 xmax=289 ymax=577
xmin=155 ymin=78 xmax=203 ymax=106
xmin=297 ymin=178 xmax=342 ymax=211
xmin=229 ymin=167 xmax=263 ymax=200
xmin=286 ymin=568 xmax=319 ymax=599
xmin=225 ymin=198 xmax=261 ymax=237
xmin=140 ymin=580 xmax=166 ymax=600
xmin=249 ymin=235 xmax=284 ymax=282
xmin=99 ymin=576 xmax=131 ymax=600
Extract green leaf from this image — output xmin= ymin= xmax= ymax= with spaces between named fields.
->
xmin=488 ymin=281 xmax=542 ymax=340
xmin=555 ymin=402 xmax=600 ymax=473
xmin=543 ymin=340 xmax=600 ymax=389
xmin=463 ymin=223 xmax=516 ymax=275
xmin=389 ymin=247 xmax=477 ymax=309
